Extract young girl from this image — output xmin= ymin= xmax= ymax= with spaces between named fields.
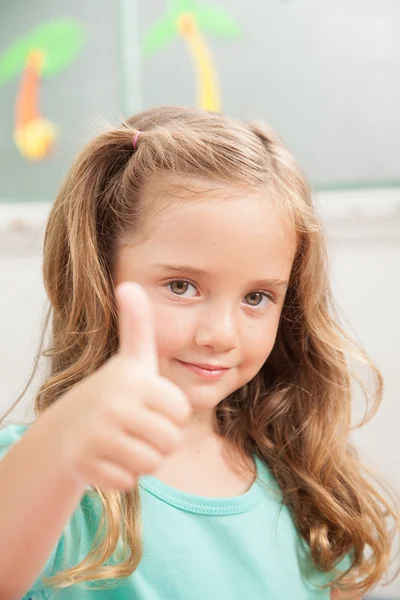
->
xmin=0 ymin=107 xmax=397 ymax=600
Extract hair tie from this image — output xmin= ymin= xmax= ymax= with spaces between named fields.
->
xmin=133 ymin=131 xmax=141 ymax=150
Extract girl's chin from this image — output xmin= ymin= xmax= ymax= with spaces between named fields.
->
xmin=182 ymin=386 xmax=233 ymax=412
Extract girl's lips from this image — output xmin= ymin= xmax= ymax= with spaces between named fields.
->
xmin=177 ymin=360 xmax=231 ymax=380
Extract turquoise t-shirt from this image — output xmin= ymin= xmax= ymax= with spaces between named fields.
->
xmin=0 ymin=425 xmax=351 ymax=599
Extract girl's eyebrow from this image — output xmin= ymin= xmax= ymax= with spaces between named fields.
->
xmin=151 ymin=263 xmax=289 ymax=291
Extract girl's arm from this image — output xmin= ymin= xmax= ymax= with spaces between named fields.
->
xmin=0 ymin=413 xmax=85 ymax=600
xmin=0 ymin=284 xmax=190 ymax=599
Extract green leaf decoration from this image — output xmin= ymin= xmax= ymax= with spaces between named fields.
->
xmin=0 ymin=18 xmax=84 ymax=84
xmin=196 ymin=3 xmax=241 ymax=38
xmin=168 ymin=0 xmax=197 ymax=18
xmin=0 ymin=36 xmax=31 ymax=85
xmin=28 ymin=19 xmax=85 ymax=78
xmin=142 ymin=17 xmax=176 ymax=56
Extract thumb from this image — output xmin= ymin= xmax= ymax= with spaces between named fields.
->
xmin=115 ymin=282 xmax=158 ymax=371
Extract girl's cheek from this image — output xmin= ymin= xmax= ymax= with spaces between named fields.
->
xmin=244 ymin=325 xmax=278 ymax=367
xmin=153 ymin=304 xmax=195 ymax=356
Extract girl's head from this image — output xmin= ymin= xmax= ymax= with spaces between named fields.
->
xmin=42 ymin=106 xmax=320 ymax=416
xmin=35 ymin=106 xmax=396 ymax=595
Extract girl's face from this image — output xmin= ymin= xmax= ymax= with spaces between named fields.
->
xmin=115 ymin=187 xmax=296 ymax=412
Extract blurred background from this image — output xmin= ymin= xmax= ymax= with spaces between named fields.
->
xmin=0 ymin=0 xmax=399 ymax=597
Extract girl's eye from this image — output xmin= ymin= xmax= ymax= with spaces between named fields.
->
xmin=166 ymin=282 xmax=273 ymax=308
xmin=244 ymin=292 xmax=272 ymax=309
xmin=167 ymin=280 xmax=197 ymax=297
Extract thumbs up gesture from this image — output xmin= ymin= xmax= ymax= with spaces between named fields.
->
xmin=46 ymin=282 xmax=192 ymax=491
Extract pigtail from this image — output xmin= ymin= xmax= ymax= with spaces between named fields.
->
xmin=40 ymin=129 xmax=137 ymax=406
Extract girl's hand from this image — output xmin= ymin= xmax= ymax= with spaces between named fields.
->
xmin=331 ymin=588 xmax=361 ymax=599
xmin=45 ymin=282 xmax=192 ymax=491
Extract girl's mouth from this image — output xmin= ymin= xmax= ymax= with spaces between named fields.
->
xmin=177 ymin=360 xmax=231 ymax=380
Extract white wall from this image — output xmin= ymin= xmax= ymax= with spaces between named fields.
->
xmin=0 ymin=191 xmax=399 ymax=598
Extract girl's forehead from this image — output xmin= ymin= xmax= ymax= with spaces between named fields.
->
xmin=149 ymin=187 xmax=292 ymax=240
xmin=120 ymin=189 xmax=296 ymax=278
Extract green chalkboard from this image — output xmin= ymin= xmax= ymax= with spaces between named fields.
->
xmin=1 ymin=0 xmax=400 ymax=203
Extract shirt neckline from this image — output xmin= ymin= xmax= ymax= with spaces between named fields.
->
xmin=138 ymin=455 xmax=274 ymax=516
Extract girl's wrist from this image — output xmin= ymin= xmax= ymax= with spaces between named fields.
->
xmin=31 ymin=408 xmax=88 ymax=495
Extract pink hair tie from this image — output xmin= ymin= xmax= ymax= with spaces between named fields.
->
xmin=133 ymin=131 xmax=141 ymax=150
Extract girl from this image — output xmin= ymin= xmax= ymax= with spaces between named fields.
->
xmin=0 ymin=106 xmax=397 ymax=600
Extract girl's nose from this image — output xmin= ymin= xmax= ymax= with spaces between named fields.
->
xmin=194 ymin=303 xmax=239 ymax=352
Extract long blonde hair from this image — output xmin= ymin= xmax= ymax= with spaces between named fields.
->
xmin=8 ymin=107 xmax=399 ymax=595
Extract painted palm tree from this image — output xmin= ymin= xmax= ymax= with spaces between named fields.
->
xmin=142 ymin=0 xmax=240 ymax=112
xmin=0 ymin=19 xmax=84 ymax=161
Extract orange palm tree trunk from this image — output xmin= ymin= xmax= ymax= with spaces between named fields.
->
xmin=15 ymin=49 xmax=43 ymax=130
xmin=13 ymin=49 xmax=57 ymax=161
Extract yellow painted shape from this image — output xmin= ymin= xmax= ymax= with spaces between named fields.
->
xmin=178 ymin=14 xmax=221 ymax=112
xmin=14 ymin=118 xmax=57 ymax=161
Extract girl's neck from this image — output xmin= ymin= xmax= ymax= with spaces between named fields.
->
xmin=182 ymin=408 xmax=217 ymax=442
xmin=150 ymin=427 xmax=256 ymax=497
